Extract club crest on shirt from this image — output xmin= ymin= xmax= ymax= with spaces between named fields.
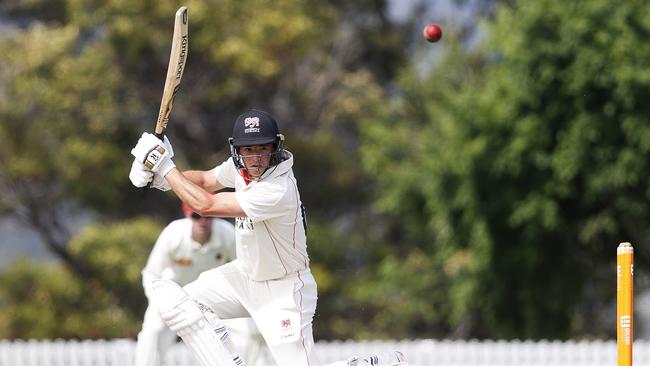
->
xmin=278 ymin=318 xmax=296 ymax=342
xmin=172 ymin=257 xmax=192 ymax=266
xmin=235 ymin=217 xmax=254 ymax=230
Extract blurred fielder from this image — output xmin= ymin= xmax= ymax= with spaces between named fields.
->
xmin=129 ymin=109 xmax=407 ymax=366
xmin=134 ymin=202 xmax=270 ymax=366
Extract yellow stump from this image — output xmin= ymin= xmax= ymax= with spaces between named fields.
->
xmin=617 ymin=242 xmax=634 ymax=366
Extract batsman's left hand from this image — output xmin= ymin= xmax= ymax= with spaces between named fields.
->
xmin=129 ymin=160 xmax=154 ymax=188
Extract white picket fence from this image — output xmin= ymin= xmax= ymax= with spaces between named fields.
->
xmin=1 ymin=338 xmax=649 ymax=366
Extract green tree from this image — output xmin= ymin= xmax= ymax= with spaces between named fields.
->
xmin=1 ymin=0 xmax=407 ymax=340
xmin=0 ymin=218 xmax=161 ymax=339
xmin=0 ymin=23 xmax=143 ymax=275
xmin=0 ymin=259 xmax=135 ymax=339
xmin=361 ymin=0 xmax=650 ymax=339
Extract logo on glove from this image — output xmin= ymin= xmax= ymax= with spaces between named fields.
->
xmin=144 ymin=145 xmax=167 ymax=170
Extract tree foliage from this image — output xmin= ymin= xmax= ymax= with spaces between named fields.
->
xmin=3 ymin=0 xmax=649 ymax=342
xmin=360 ymin=0 xmax=650 ymax=339
xmin=0 ymin=218 xmax=161 ymax=339
xmin=0 ymin=259 xmax=134 ymax=339
xmin=0 ymin=0 xmax=404 ymax=340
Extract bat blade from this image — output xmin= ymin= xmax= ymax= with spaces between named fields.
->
xmin=154 ymin=6 xmax=188 ymax=139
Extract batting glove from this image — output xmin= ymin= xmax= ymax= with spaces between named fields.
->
xmin=131 ymin=132 xmax=176 ymax=176
xmin=129 ymin=160 xmax=154 ymax=188
xmin=151 ymin=173 xmax=171 ymax=191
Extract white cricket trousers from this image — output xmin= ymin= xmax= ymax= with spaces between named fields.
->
xmin=184 ymin=259 xmax=319 ymax=366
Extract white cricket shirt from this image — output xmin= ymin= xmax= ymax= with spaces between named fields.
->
xmin=211 ymin=152 xmax=309 ymax=281
xmin=142 ymin=218 xmax=236 ymax=287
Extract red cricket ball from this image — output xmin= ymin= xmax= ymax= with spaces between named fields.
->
xmin=423 ymin=23 xmax=442 ymax=43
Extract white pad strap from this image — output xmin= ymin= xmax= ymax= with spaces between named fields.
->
xmin=152 ymin=280 xmax=245 ymax=366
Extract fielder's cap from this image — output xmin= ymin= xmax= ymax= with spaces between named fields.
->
xmin=181 ymin=202 xmax=195 ymax=216
xmin=231 ymin=109 xmax=280 ymax=147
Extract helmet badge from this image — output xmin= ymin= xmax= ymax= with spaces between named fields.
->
xmin=244 ymin=117 xmax=260 ymax=133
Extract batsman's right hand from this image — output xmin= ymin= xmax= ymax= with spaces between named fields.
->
xmin=151 ymin=173 xmax=171 ymax=191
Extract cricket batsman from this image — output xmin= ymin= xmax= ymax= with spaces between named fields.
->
xmin=129 ymin=109 xmax=407 ymax=366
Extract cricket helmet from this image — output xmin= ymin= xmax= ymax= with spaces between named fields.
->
xmin=230 ymin=109 xmax=282 ymax=147
xmin=229 ymin=109 xmax=285 ymax=172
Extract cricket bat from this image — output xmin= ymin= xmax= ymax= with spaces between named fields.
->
xmin=154 ymin=6 xmax=188 ymax=140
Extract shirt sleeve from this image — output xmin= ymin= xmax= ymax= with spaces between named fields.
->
xmin=235 ymin=181 xmax=288 ymax=222
xmin=142 ymin=223 xmax=177 ymax=280
xmin=211 ymin=158 xmax=237 ymax=188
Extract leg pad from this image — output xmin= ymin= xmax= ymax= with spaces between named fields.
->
xmin=152 ymin=280 xmax=245 ymax=366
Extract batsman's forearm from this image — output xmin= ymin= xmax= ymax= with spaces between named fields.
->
xmin=166 ymin=169 xmax=245 ymax=217
xmin=181 ymin=170 xmax=208 ymax=187
xmin=166 ymin=169 xmax=214 ymax=213
xmin=182 ymin=170 xmax=225 ymax=192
